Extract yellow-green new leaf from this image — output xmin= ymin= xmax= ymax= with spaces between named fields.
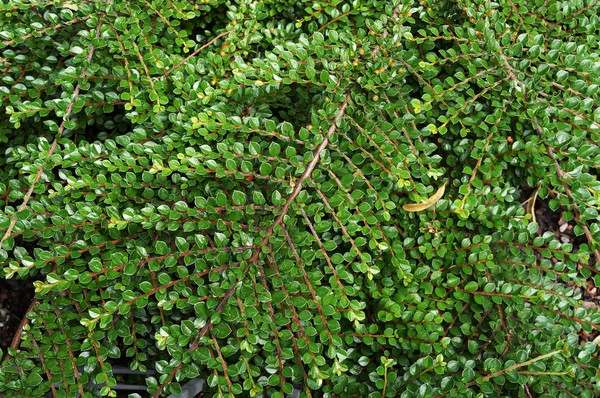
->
xmin=403 ymin=182 xmax=447 ymax=212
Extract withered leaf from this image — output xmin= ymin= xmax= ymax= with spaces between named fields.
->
xmin=403 ymin=182 xmax=447 ymax=212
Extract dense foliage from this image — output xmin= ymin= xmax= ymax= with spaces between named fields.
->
xmin=1 ymin=0 xmax=600 ymax=397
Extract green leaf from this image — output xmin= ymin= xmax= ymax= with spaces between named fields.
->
xmin=260 ymin=162 xmax=272 ymax=176
xmin=464 ymin=281 xmax=479 ymax=292
xmin=232 ymin=190 xmax=247 ymax=206
xmin=139 ymin=282 xmax=153 ymax=294
xmin=155 ymin=241 xmax=170 ymax=255
xmin=27 ymin=373 xmax=43 ymax=387
xmin=320 ymin=70 xmax=330 ymax=84
xmin=269 ymin=142 xmax=281 ymax=156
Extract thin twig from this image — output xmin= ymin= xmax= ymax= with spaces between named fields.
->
xmin=9 ymin=298 xmax=38 ymax=352
xmin=167 ymin=30 xmax=232 ymax=76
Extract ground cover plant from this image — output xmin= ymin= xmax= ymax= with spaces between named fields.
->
xmin=1 ymin=0 xmax=600 ymax=397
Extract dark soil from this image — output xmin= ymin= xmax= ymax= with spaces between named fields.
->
xmin=0 ymin=278 xmax=36 ymax=354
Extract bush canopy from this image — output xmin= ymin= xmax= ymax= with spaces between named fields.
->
xmin=1 ymin=0 xmax=600 ymax=397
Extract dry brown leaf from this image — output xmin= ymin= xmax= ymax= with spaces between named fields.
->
xmin=403 ymin=182 xmax=447 ymax=212
xmin=522 ymin=184 xmax=541 ymax=223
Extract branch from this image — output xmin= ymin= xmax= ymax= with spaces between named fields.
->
xmin=167 ymin=30 xmax=232 ymax=76
xmin=9 ymin=299 xmax=38 ymax=352
xmin=0 ymin=20 xmax=104 ymax=248
xmin=151 ymin=92 xmax=352 ymax=398
xmin=469 ymin=349 xmax=562 ymax=385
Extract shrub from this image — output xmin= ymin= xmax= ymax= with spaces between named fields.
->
xmin=1 ymin=0 xmax=600 ymax=397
